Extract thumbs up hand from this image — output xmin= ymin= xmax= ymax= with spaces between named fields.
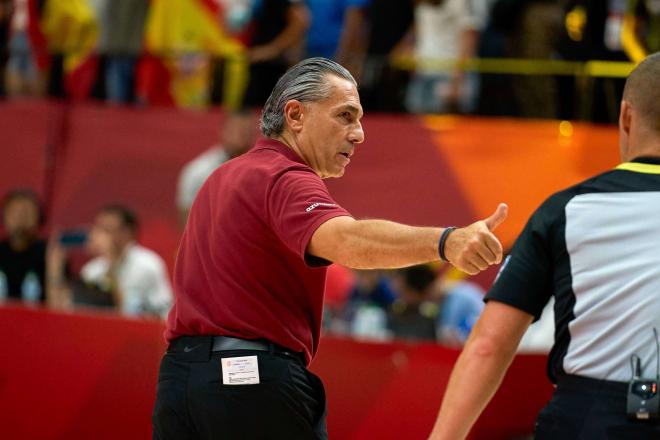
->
xmin=443 ymin=203 xmax=508 ymax=275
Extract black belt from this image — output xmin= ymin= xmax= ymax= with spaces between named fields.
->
xmin=167 ymin=335 xmax=305 ymax=364
xmin=556 ymin=374 xmax=628 ymax=396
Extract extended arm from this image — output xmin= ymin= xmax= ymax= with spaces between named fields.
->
xmin=308 ymin=204 xmax=508 ymax=274
xmin=428 ymin=301 xmax=533 ymax=440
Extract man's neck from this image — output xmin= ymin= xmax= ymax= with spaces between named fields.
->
xmin=274 ymin=133 xmax=312 ymax=170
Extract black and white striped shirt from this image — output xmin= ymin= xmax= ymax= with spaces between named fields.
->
xmin=486 ymin=156 xmax=660 ymax=383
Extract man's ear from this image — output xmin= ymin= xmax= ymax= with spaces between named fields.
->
xmin=283 ymin=100 xmax=305 ymax=133
xmin=619 ymin=100 xmax=632 ymax=137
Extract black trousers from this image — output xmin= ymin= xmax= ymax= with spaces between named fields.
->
xmin=535 ymin=374 xmax=660 ymax=439
xmin=152 ymin=339 xmax=327 ymax=440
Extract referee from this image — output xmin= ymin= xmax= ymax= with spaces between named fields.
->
xmin=429 ymin=52 xmax=660 ymax=439
xmin=152 ymin=57 xmax=507 ymax=439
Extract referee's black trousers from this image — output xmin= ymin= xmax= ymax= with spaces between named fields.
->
xmin=152 ymin=339 xmax=327 ymax=440
xmin=535 ymin=374 xmax=660 ymax=439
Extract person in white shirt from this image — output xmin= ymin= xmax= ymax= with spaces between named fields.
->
xmin=404 ymin=0 xmax=489 ymax=114
xmin=176 ymin=111 xmax=256 ymax=227
xmin=82 ymin=204 xmax=172 ymax=317
xmin=48 ymin=204 xmax=173 ymax=318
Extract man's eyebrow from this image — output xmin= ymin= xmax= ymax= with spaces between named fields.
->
xmin=338 ymin=104 xmax=363 ymax=118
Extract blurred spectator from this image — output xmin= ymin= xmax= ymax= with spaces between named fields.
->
xmin=0 ymin=0 xmax=11 ymax=97
xmin=404 ymin=0 xmax=488 ymax=115
xmin=41 ymin=0 xmax=99 ymax=100
xmin=91 ymin=0 xmax=148 ymax=104
xmin=359 ymin=0 xmax=414 ymax=111
xmin=436 ymin=276 xmax=485 ymax=346
xmin=139 ymin=0 xmax=245 ymax=108
xmin=558 ymin=0 xmax=630 ymax=122
xmin=305 ymin=0 xmax=368 ymax=73
xmin=49 ymin=204 xmax=172 ymax=318
xmin=388 ymin=264 xmax=438 ymax=342
xmin=0 ymin=189 xmax=47 ymax=303
xmin=5 ymin=0 xmax=47 ymax=97
xmin=176 ymin=110 xmax=256 ymax=227
xmin=241 ymin=0 xmax=308 ymax=110
xmin=621 ymin=0 xmax=660 ymax=63
xmin=474 ymin=0 xmax=516 ymax=116
xmin=481 ymin=0 xmax=562 ymax=119
xmin=340 ymin=269 xmax=397 ymax=339
xmin=345 ymin=269 xmax=397 ymax=312
xmin=511 ymin=0 xmax=563 ymax=119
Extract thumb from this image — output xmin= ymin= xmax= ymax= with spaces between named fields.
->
xmin=484 ymin=203 xmax=508 ymax=231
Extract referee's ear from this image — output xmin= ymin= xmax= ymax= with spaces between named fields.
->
xmin=283 ymin=99 xmax=305 ymax=134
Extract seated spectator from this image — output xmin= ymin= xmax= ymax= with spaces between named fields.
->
xmin=176 ymin=110 xmax=256 ymax=227
xmin=345 ymin=269 xmax=397 ymax=312
xmin=388 ymin=264 xmax=439 ymax=342
xmin=49 ymin=204 xmax=172 ymax=318
xmin=341 ymin=269 xmax=397 ymax=339
xmin=0 ymin=189 xmax=47 ymax=303
xmin=436 ymin=269 xmax=485 ymax=346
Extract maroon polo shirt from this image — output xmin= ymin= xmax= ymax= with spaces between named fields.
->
xmin=165 ymin=138 xmax=351 ymax=364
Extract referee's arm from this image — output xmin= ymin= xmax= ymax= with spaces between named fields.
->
xmin=428 ymin=301 xmax=533 ymax=440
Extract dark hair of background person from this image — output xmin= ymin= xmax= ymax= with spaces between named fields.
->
xmin=99 ymin=204 xmax=139 ymax=235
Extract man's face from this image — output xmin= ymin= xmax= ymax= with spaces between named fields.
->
xmin=297 ymin=75 xmax=365 ymax=179
xmin=3 ymin=197 xmax=39 ymax=241
xmin=87 ymin=212 xmax=131 ymax=258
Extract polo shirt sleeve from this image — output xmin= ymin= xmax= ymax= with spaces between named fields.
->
xmin=267 ymin=169 xmax=352 ymax=266
xmin=485 ymin=203 xmax=554 ymax=321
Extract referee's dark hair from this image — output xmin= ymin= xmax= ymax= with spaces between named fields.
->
xmin=623 ymin=52 xmax=660 ymax=132
xmin=99 ymin=204 xmax=139 ymax=236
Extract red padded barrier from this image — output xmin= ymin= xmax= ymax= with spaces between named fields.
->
xmin=0 ymin=305 xmax=552 ymax=439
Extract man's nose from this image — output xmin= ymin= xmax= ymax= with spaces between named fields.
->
xmin=349 ymin=122 xmax=365 ymax=144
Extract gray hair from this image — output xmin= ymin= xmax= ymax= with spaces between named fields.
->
xmin=260 ymin=57 xmax=356 ymax=137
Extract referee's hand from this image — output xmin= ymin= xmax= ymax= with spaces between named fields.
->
xmin=443 ymin=203 xmax=508 ymax=275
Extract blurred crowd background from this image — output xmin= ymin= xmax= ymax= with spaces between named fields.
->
xmin=1 ymin=0 xmax=656 ymax=351
xmin=1 ymin=0 xmax=657 ymax=119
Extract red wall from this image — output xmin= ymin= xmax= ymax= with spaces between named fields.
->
xmin=0 ymin=305 xmax=552 ymax=439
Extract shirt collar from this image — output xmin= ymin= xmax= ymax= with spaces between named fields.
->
xmin=616 ymin=156 xmax=660 ymax=174
xmin=252 ymin=137 xmax=308 ymax=167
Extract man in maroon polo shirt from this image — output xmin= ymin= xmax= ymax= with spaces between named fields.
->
xmin=153 ymin=57 xmax=508 ymax=440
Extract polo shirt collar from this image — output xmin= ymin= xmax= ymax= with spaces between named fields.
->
xmin=253 ymin=137 xmax=308 ymax=167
